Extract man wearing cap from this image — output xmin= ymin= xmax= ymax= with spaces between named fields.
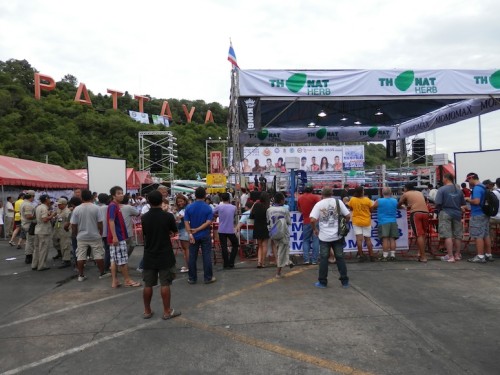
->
xmin=32 ymin=195 xmax=56 ymax=271
xmin=298 ymin=184 xmax=320 ymax=265
xmin=53 ymin=198 xmax=72 ymax=268
xmin=20 ymin=191 xmax=36 ymax=264
xmin=465 ymin=173 xmax=494 ymax=263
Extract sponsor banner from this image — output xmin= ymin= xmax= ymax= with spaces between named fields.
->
xmin=210 ymin=151 xmax=223 ymax=174
xmin=238 ymin=97 xmax=261 ymax=131
xmin=239 ymin=126 xmax=396 ymax=144
xmin=239 ymin=69 xmax=500 ymax=97
xmin=398 ymin=97 xmax=500 ymax=137
xmin=288 ymin=209 xmax=409 ymax=254
xmin=129 ymin=110 xmax=149 ymax=124
xmin=152 ymin=114 xmax=169 ymax=126
xmin=229 ymin=145 xmax=363 ymax=173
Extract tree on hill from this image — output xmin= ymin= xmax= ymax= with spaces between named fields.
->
xmin=0 ymin=58 xmax=403 ymax=179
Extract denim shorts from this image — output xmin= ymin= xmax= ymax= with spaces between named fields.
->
xmin=178 ymin=228 xmax=189 ymax=241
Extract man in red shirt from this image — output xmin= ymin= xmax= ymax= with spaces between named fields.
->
xmin=298 ymin=184 xmax=320 ymax=264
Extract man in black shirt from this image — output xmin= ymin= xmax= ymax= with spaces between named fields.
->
xmin=141 ymin=190 xmax=181 ymax=320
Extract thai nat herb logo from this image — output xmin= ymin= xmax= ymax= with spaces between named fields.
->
xmin=269 ymin=73 xmax=331 ymax=95
xmin=474 ymin=70 xmax=500 ymax=89
xmin=358 ymin=127 xmax=390 ymax=138
xmin=379 ymin=70 xmax=437 ymax=94
xmin=308 ymin=128 xmax=339 ymax=140
xmin=247 ymin=129 xmax=281 ymax=141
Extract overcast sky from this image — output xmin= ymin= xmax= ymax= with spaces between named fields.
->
xmin=1 ymin=0 xmax=499 ymax=161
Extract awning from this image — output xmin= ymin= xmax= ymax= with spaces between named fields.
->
xmin=0 ymin=156 xmax=87 ymax=189
xmin=136 ymin=171 xmax=153 ymax=185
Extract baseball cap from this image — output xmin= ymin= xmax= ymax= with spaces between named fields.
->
xmin=483 ymin=179 xmax=494 ymax=186
xmin=304 ymin=183 xmax=313 ymax=192
xmin=465 ymin=172 xmax=479 ymax=182
xmin=57 ymin=197 xmax=68 ymax=205
xmin=496 ymin=178 xmax=500 ymax=186
xmin=26 ymin=190 xmax=36 ymax=196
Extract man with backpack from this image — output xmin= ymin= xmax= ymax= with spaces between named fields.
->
xmin=490 ymin=178 xmax=500 ymax=249
xmin=266 ymin=192 xmax=292 ymax=278
xmin=465 ymin=173 xmax=494 ymax=263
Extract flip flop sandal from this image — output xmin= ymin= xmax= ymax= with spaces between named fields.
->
xmin=162 ymin=309 xmax=181 ymax=320
xmin=125 ymin=281 xmax=141 ymax=287
xmin=143 ymin=311 xmax=154 ymax=319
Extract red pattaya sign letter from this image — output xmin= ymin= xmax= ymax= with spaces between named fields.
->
xmin=205 ymin=110 xmax=215 ymax=124
xmin=34 ymin=73 xmax=56 ymax=100
xmin=134 ymin=95 xmax=150 ymax=113
xmin=107 ymin=89 xmax=124 ymax=110
xmin=160 ymin=101 xmax=173 ymax=120
xmin=74 ymin=83 xmax=92 ymax=106
xmin=182 ymin=104 xmax=195 ymax=123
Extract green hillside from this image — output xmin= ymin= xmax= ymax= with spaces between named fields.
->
xmin=0 ymin=59 xmax=399 ymax=179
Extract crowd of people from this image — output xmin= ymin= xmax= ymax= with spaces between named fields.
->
xmin=3 ymin=169 xmax=498 ymax=316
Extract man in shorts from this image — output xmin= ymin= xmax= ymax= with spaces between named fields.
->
xmin=107 ymin=186 xmax=141 ymax=288
xmin=141 ymin=190 xmax=181 ymax=320
xmin=373 ymin=187 xmax=399 ymax=261
xmin=434 ymin=173 xmax=466 ymax=262
xmin=398 ymin=183 xmax=429 ymax=263
xmin=465 ymin=173 xmax=494 ymax=263
xmin=71 ymin=189 xmax=106 ymax=281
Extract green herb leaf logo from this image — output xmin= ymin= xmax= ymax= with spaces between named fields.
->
xmin=257 ymin=129 xmax=269 ymax=141
xmin=315 ymin=128 xmax=327 ymax=139
xmin=367 ymin=127 xmax=379 ymax=138
xmin=490 ymin=70 xmax=500 ymax=89
xmin=395 ymin=70 xmax=414 ymax=91
xmin=286 ymin=73 xmax=307 ymax=93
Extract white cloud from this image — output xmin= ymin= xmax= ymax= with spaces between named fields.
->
xmin=0 ymin=0 xmax=499 ymax=153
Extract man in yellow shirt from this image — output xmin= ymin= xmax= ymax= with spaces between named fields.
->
xmin=348 ymin=186 xmax=376 ymax=261
xmin=9 ymin=192 xmax=26 ymax=248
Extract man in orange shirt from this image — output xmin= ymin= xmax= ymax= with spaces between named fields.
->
xmin=398 ymin=183 xmax=429 ymax=263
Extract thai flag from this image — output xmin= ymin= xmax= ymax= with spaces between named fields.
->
xmin=227 ymin=41 xmax=239 ymax=68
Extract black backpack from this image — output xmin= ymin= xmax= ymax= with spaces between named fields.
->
xmin=479 ymin=185 xmax=499 ymax=217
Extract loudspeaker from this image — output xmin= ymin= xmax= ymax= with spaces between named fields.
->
xmin=150 ymin=145 xmax=162 ymax=172
xmin=386 ymin=140 xmax=397 ymax=159
xmin=412 ymin=139 xmax=425 ymax=164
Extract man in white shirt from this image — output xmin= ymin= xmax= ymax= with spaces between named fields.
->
xmin=310 ymin=187 xmax=351 ymax=289
xmin=4 ymin=197 xmax=14 ymax=237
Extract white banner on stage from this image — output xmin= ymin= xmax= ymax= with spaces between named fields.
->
xmin=239 ymin=69 xmax=500 ymax=98
xmin=288 ymin=209 xmax=409 ymax=254
xmin=398 ymin=97 xmax=500 ymax=137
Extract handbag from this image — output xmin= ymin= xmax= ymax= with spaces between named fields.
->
xmin=28 ymin=221 xmax=36 ymax=235
xmin=335 ymin=199 xmax=350 ymax=237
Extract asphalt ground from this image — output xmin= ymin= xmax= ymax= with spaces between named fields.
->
xmin=0 ymin=239 xmax=499 ymax=375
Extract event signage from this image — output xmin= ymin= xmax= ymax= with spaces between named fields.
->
xmin=399 ymin=97 xmax=500 ymax=137
xmin=288 ymin=209 xmax=409 ymax=254
xmin=239 ymin=69 xmax=500 ymax=97
xmin=239 ymin=126 xmax=396 ymax=144
xmin=238 ymin=97 xmax=261 ymax=130
xmin=230 ymin=145 xmax=364 ymax=172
